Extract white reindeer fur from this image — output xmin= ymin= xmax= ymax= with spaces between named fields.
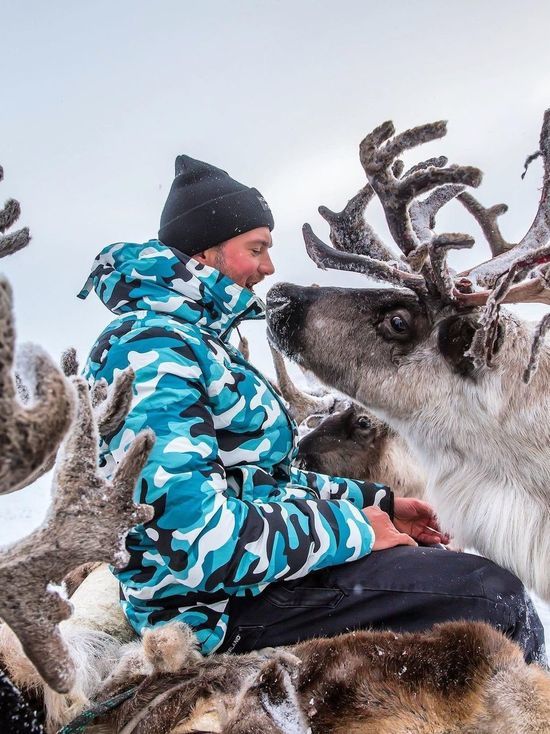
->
xmin=361 ymin=312 xmax=550 ymax=600
xmin=66 ymin=562 xmax=134 ymax=643
xmin=372 ymin=432 xmax=427 ymax=499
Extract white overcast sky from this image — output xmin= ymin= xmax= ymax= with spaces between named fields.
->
xmin=2 ymin=0 xmax=550 ymax=377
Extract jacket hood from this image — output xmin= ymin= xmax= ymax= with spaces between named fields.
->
xmin=78 ymin=239 xmax=265 ymax=335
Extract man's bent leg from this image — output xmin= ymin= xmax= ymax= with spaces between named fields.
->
xmin=221 ymin=546 xmax=546 ymax=664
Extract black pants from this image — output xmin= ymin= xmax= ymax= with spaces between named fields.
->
xmin=220 ymin=546 xmax=546 ymax=665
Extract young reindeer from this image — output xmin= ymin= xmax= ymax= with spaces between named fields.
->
xmin=268 ymin=341 xmax=428 ymax=497
xmin=295 ymin=404 xmax=427 ymax=498
xmin=266 ymin=111 xmax=550 ymax=602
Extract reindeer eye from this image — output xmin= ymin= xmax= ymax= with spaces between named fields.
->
xmin=356 ymin=416 xmax=371 ymax=429
xmin=378 ymin=308 xmax=415 ymax=342
xmin=390 ymin=315 xmax=408 ymax=333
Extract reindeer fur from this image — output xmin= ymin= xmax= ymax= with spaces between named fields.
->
xmin=91 ymin=621 xmax=550 ymax=733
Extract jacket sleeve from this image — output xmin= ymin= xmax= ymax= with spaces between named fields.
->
xmin=289 ymin=467 xmax=394 ymax=519
xmin=97 ymin=327 xmax=375 ymax=593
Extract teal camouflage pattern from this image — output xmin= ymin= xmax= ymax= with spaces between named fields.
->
xmin=79 ymin=240 xmax=392 ymax=653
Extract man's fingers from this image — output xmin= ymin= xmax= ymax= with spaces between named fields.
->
xmin=416 ymin=532 xmax=441 ymax=545
xmin=399 ymin=533 xmax=418 ymax=547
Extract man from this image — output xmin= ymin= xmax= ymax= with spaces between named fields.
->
xmin=79 ymin=155 xmax=545 ymax=663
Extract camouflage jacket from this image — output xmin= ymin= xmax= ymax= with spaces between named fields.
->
xmin=79 ymin=240 xmax=393 ymax=653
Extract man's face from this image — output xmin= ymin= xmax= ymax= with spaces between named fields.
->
xmin=194 ymin=227 xmax=275 ymax=290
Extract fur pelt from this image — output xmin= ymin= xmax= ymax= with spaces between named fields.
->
xmin=97 ymin=621 xmax=550 ymax=734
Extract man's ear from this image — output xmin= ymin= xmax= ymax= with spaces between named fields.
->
xmin=438 ymin=314 xmax=479 ymax=377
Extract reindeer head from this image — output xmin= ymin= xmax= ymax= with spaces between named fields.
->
xmin=295 ymin=404 xmax=390 ymax=477
xmin=267 ymin=113 xmax=550 ymax=422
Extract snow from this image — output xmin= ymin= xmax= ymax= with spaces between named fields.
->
xmin=0 ymin=472 xmax=53 ymax=549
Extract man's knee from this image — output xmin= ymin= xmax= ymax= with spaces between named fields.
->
xmin=475 ymin=558 xmax=546 ymax=663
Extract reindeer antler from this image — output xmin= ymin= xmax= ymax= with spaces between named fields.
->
xmin=0 ymin=165 xmax=30 ymax=258
xmin=0 ymin=160 xmax=156 ymax=694
xmin=454 ymin=111 xmax=550 ymax=377
xmin=0 ymin=280 xmax=75 ymax=494
xmin=303 ymin=120 xmax=481 ymax=305
xmin=318 ymin=185 xmax=396 ymax=262
xmin=269 ymin=345 xmax=337 ymax=424
xmin=359 ymin=120 xmax=482 ymax=257
xmin=302 ymin=112 xmax=550 ymax=379
xmin=0 ymin=379 xmax=154 ymax=693
xmin=457 ymin=192 xmax=514 ymax=257
xmin=466 ymin=109 xmax=550 ymax=288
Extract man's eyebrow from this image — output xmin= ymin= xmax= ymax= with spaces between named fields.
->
xmin=251 ymin=239 xmax=272 ymax=248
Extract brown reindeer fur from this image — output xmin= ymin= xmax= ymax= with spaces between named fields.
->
xmin=93 ymin=621 xmax=550 ymax=734
xmin=142 ymin=622 xmax=202 ymax=674
xmin=227 ymin=621 xmax=550 ymax=733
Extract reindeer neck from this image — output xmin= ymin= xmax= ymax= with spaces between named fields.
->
xmin=374 ymin=434 xmax=427 ymax=499
xmin=396 ymin=315 xmax=550 ymax=478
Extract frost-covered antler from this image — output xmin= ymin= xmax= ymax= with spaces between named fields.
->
xmin=237 ymin=333 xmax=250 ymax=361
xmin=465 ymin=109 xmax=550 ymax=289
xmin=303 ymin=113 xmax=550 ymax=380
xmin=318 ymin=184 xmax=396 ymax=261
xmin=0 ymin=165 xmax=30 ymax=258
xmin=0 ymin=280 xmax=75 ymax=494
xmin=359 ymin=120 xmax=481 ymax=258
xmin=270 ymin=345 xmax=336 ymax=424
xmin=13 ymin=345 xmax=138 ymax=482
xmin=457 ymin=192 xmax=514 ymax=257
xmin=0 ymin=164 xmax=75 ymax=495
xmin=0 ymin=163 xmax=156 ymax=696
xmin=0 ymin=378 xmax=154 ymax=693
xmin=455 ymin=110 xmax=550 ymax=377
xmin=303 ymin=120 xmax=482 ymax=304
xmin=59 ymin=346 xmax=136 ymax=437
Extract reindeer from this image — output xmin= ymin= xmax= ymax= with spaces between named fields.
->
xmin=3 ymin=153 xmax=550 ymax=733
xmin=266 ymin=111 xmax=550 ymax=604
xmin=59 ymin=618 xmax=550 ymax=734
xmin=294 ymin=404 xmax=427 ymax=498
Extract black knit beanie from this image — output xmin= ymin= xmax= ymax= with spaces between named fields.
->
xmin=158 ymin=155 xmax=274 ymax=255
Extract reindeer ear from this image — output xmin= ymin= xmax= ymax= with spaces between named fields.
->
xmin=438 ymin=315 xmax=479 ymax=377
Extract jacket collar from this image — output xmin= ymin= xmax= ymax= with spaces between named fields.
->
xmin=78 ymin=239 xmax=265 ymax=336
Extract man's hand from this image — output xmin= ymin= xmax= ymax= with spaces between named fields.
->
xmin=363 ymin=506 xmax=417 ymax=551
xmin=393 ymin=497 xmax=450 ymax=546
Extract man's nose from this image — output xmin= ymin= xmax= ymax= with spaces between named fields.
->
xmin=260 ymin=251 xmax=275 ymax=276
